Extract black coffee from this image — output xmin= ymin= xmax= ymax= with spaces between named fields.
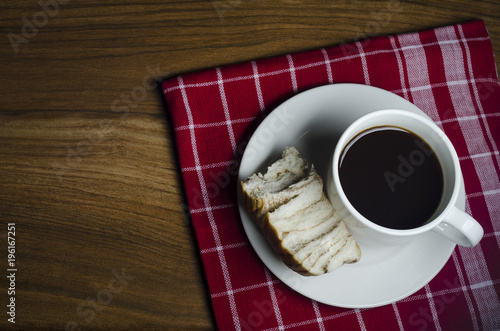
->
xmin=339 ymin=126 xmax=444 ymax=230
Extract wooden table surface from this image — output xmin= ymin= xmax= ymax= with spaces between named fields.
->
xmin=0 ymin=0 xmax=499 ymax=329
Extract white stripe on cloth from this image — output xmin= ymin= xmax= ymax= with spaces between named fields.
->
xmin=175 ymin=116 xmax=256 ymax=131
xmin=425 ymin=284 xmax=443 ymax=331
xmin=178 ymin=76 xmax=242 ymax=331
xmin=391 ymin=77 xmax=498 ymax=96
xmin=181 ymin=160 xmax=233 ymax=172
xmin=389 ymin=36 xmax=410 ymax=100
xmin=457 ymin=24 xmax=500 ymax=252
xmin=312 ymin=300 xmax=326 ymax=331
xmin=286 ymin=54 xmax=298 ymax=93
xmin=211 ymin=278 xmax=281 ymax=298
xmin=435 ymin=28 xmax=500 ymax=219
xmin=216 ymin=67 xmax=238 ymax=153
xmin=391 ymin=302 xmax=405 ymax=331
xmin=484 ymin=231 xmax=500 ymax=238
xmin=458 ymin=25 xmax=500 ymax=168
xmin=397 ymin=32 xmax=441 ymax=123
xmin=435 ymin=25 xmax=500 ymax=330
xmin=466 ymin=188 xmax=500 ymax=199
xmin=435 ymin=28 xmax=495 ymax=155
xmin=251 ymin=60 xmax=266 ymax=112
xmin=458 ymin=244 xmax=500 ymax=329
xmin=200 ymin=241 xmax=247 ymax=254
xmin=435 ymin=112 xmax=500 ymax=127
xmin=451 ymin=250 xmax=480 ymax=330
xmin=354 ymin=308 xmax=367 ymax=331
xmin=189 ymin=203 xmax=234 ymax=214
xmin=321 ymin=48 xmax=334 ymax=84
xmin=356 ymin=42 xmax=370 ymax=85
xmin=264 ymin=269 xmax=285 ymax=330
xmin=399 ymin=279 xmax=500 ymax=304
xmin=459 ymin=150 xmax=500 ymax=162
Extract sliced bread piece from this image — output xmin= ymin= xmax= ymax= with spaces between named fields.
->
xmin=241 ymin=146 xmax=308 ymax=225
xmin=241 ymin=146 xmax=361 ymax=276
xmin=262 ymin=168 xmax=361 ymax=276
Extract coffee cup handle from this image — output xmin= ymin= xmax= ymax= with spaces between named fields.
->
xmin=432 ymin=207 xmax=484 ymax=247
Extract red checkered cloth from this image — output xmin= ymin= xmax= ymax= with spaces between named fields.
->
xmin=162 ymin=20 xmax=500 ymax=330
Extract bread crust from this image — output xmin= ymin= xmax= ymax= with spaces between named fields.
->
xmin=241 ymin=181 xmax=263 ymax=222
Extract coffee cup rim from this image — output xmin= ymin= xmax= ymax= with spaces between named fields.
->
xmin=332 ymin=109 xmax=461 ymax=236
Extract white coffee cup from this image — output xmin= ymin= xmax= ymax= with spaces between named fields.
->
xmin=327 ymin=109 xmax=483 ymax=248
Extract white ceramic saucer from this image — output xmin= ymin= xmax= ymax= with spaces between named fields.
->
xmin=237 ymin=84 xmax=463 ymax=308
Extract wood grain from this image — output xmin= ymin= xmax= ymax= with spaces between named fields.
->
xmin=0 ymin=0 xmax=499 ymax=329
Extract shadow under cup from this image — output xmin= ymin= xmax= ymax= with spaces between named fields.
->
xmin=327 ymin=109 xmax=461 ymax=246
